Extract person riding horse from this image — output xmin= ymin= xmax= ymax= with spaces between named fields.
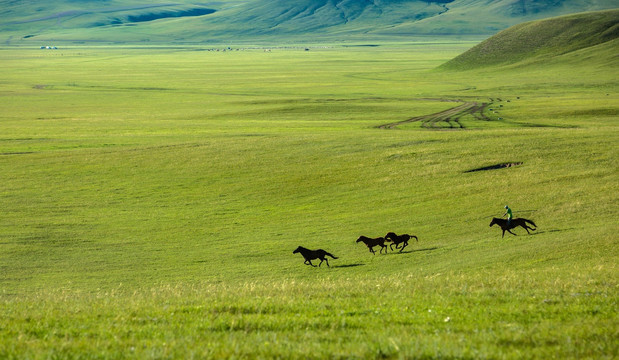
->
xmin=503 ymin=205 xmax=513 ymax=226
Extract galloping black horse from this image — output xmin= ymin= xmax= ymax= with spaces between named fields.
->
xmin=489 ymin=217 xmax=537 ymax=238
xmin=293 ymin=246 xmax=338 ymax=267
xmin=356 ymin=236 xmax=390 ymax=254
xmin=385 ymin=232 xmax=418 ymax=252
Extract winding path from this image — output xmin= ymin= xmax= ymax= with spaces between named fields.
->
xmin=378 ymin=99 xmax=491 ymax=129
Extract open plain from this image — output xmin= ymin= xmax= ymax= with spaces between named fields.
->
xmin=0 ymin=38 xmax=617 ymax=358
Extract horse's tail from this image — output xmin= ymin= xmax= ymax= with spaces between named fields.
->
xmin=524 ymin=218 xmax=537 ymax=228
xmin=325 ymin=251 xmax=338 ymax=259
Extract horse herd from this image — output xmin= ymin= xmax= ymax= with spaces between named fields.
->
xmin=293 ymin=232 xmax=418 ymax=268
xmin=293 ymin=217 xmax=537 ymax=267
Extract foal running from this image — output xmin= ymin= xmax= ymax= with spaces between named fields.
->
xmin=356 ymin=236 xmax=390 ymax=254
xmin=385 ymin=232 xmax=418 ymax=252
xmin=293 ymin=246 xmax=338 ymax=267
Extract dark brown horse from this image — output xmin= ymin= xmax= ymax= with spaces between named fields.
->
xmin=356 ymin=236 xmax=390 ymax=254
xmin=385 ymin=232 xmax=418 ymax=252
xmin=489 ymin=217 xmax=537 ymax=238
xmin=293 ymin=246 xmax=338 ymax=267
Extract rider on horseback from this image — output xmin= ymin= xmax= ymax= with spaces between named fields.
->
xmin=503 ymin=205 xmax=513 ymax=226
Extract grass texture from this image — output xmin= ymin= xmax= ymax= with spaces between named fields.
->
xmin=440 ymin=9 xmax=619 ymax=69
xmin=0 ymin=43 xmax=617 ymax=359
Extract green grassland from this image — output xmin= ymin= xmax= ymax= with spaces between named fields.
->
xmin=0 ymin=39 xmax=617 ymax=358
xmin=440 ymin=9 xmax=619 ymax=70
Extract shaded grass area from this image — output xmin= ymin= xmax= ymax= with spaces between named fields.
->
xmin=0 ymin=45 xmax=617 ymax=358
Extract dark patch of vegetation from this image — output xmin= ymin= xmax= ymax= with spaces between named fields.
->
xmin=126 ymin=8 xmax=216 ymax=23
xmin=342 ymin=44 xmax=380 ymax=47
xmin=1 ymin=152 xmax=35 ymax=155
xmin=559 ymin=108 xmax=618 ymax=116
xmin=464 ymin=162 xmax=523 ymax=173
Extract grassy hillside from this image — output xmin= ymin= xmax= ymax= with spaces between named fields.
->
xmin=0 ymin=38 xmax=617 ymax=358
xmin=373 ymin=0 xmax=619 ymax=36
xmin=440 ymin=9 xmax=619 ymax=70
xmin=1 ymin=0 xmax=618 ymax=44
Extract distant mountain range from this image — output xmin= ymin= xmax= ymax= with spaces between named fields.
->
xmin=1 ymin=0 xmax=618 ymax=44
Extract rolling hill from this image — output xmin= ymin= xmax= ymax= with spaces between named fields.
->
xmin=439 ymin=8 xmax=619 ymax=69
xmin=1 ymin=0 xmax=618 ymax=44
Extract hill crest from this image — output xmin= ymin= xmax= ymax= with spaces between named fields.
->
xmin=439 ymin=9 xmax=619 ymax=70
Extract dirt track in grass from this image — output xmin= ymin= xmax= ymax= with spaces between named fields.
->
xmin=378 ymin=99 xmax=492 ymax=129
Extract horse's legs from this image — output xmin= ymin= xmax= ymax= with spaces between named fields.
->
xmin=400 ymin=242 xmax=408 ymax=252
xmin=507 ymin=229 xmax=517 ymax=236
xmin=322 ymin=258 xmax=329 ymax=267
xmin=306 ymin=260 xmax=316 ymax=267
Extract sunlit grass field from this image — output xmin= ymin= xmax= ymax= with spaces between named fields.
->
xmin=0 ymin=43 xmax=617 ymax=359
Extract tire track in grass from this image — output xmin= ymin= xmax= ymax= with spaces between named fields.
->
xmin=378 ymin=99 xmax=492 ymax=130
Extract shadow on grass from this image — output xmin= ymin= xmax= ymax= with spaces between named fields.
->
xmin=412 ymin=247 xmax=439 ymax=252
xmin=332 ymin=263 xmax=365 ymax=268
xmin=502 ymin=228 xmax=566 ymax=238
xmin=387 ymin=247 xmax=439 ymax=255
xmin=532 ymin=228 xmax=570 ymax=235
